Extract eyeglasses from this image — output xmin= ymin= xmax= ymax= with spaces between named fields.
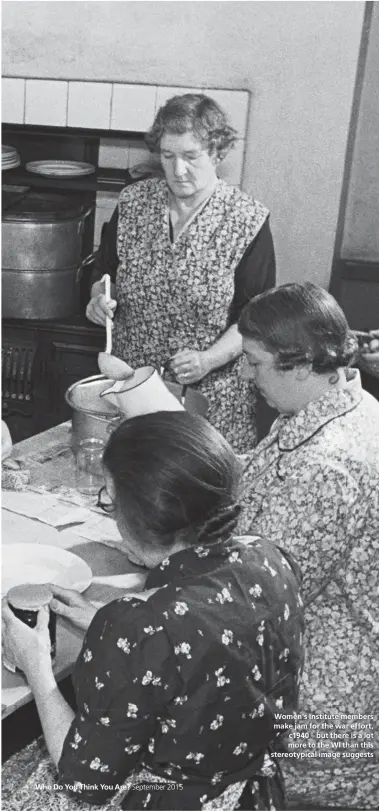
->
xmin=96 ymin=485 xmax=116 ymax=514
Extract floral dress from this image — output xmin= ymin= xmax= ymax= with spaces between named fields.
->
xmin=2 ymin=536 xmax=303 ymax=811
xmin=112 ymin=178 xmax=271 ymax=452
xmin=238 ymin=370 xmax=379 ymax=809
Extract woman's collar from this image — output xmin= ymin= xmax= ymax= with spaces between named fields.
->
xmin=277 ymin=368 xmax=363 ymax=451
xmin=145 ymin=537 xmax=239 ymax=589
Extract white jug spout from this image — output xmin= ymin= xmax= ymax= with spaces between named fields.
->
xmin=100 ymin=367 xmax=185 ymax=418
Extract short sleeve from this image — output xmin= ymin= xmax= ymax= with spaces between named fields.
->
xmin=90 ymin=205 xmax=119 ymax=286
xmin=228 ymin=219 xmax=276 ymax=324
xmin=58 ymin=598 xmax=180 ymax=805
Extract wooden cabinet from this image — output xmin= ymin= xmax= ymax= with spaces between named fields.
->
xmin=2 ymin=317 xmax=104 ymax=442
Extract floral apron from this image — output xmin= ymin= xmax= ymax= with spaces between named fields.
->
xmin=113 ymin=178 xmax=269 ymax=453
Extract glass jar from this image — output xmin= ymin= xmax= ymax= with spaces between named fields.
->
xmin=75 ymin=437 xmax=105 ymax=495
xmin=6 ymin=583 xmax=57 ymax=673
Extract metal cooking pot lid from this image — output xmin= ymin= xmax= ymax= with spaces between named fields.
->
xmin=2 ymin=190 xmax=86 ymax=222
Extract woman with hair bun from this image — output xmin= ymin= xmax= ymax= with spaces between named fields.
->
xmin=86 ymin=93 xmax=276 ymax=452
xmin=237 ymin=283 xmax=379 ymax=809
xmin=2 ymin=411 xmax=303 ymax=811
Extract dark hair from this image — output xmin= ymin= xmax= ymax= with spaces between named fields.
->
xmin=238 ymin=283 xmax=358 ymax=373
xmin=103 ymin=411 xmax=241 ymax=548
xmin=145 ymin=93 xmax=237 ymax=160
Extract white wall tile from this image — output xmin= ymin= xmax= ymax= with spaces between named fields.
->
xmin=25 ymin=80 xmax=68 ymax=126
xmin=98 ymin=138 xmax=130 ymax=169
xmin=67 ymin=81 xmax=112 ymax=129
xmin=218 ymin=139 xmax=246 ymax=187
xmin=205 ymin=89 xmax=250 ymax=138
xmin=111 ymin=84 xmax=156 ymax=132
xmin=155 ymin=86 xmax=201 ymax=112
xmin=2 ymin=78 xmax=25 ymax=124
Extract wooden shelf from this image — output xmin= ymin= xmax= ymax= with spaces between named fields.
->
xmin=2 ymin=166 xmax=136 ymax=194
xmin=2 ymin=313 xmax=103 ymax=336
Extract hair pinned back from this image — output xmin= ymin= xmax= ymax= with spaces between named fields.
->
xmin=239 ymin=282 xmax=358 ymax=374
xmin=103 ymin=411 xmax=241 ymax=550
xmin=197 ymin=503 xmax=241 ymax=546
xmin=146 ymin=93 xmax=238 ymax=161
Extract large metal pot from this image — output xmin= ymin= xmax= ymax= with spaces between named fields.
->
xmin=2 ymin=190 xmax=91 ymax=320
xmin=65 ymin=374 xmax=209 ymax=453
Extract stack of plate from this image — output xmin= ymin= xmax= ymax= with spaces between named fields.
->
xmin=25 ymin=160 xmax=95 ymax=178
xmin=2 ymin=145 xmax=21 ymax=171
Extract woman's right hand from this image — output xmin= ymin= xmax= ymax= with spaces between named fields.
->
xmin=49 ymin=584 xmax=98 ymax=632
xmin=86 ymin=294 xmax=117 ymax=326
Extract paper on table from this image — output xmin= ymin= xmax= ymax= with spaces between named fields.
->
xmin=72 ymin=512 xmax=122 ymax=545
xmin=29 ymin=484 xmax=97 ymax=509
xmin=2 ymin=490 xmax=91 ymax=528
xmin=2 ymin=508 xmax=62 ymax=546
xmin=93 ymin=572 xmax=147 ymax=588
xmin=16 ymin=442 xmax=73 ymax=466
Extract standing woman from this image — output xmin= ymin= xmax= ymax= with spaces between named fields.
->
xmin=86 ymin=94 xmax=275 ymax=451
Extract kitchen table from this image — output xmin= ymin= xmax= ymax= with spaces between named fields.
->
xmin=2 ymin=421 xmax=145 ymax=720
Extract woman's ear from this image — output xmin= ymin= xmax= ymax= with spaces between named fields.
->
xmin=295 ymin=364 xmax=312 ymax=382
xmin=209 ymin=147 xmax=221 ymax=166
xmin=103 ymin=469 xmax=117 ymax=501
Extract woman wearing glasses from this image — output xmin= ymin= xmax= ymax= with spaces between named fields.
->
xmin=3 ymin=412 xmax=303 ymax=811
xmin=86 ymin=93 xmax=276 ymax=452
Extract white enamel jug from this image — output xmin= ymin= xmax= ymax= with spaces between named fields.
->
xmin=100 ymin=366 xmax=185 ymax=418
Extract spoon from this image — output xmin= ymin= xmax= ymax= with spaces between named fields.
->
xmin=98 ymin=352 xmax=135 ymax=380
xmin=103 ymin=273 xmax=112 ymax=354
xmin=97 ymin=274 xmax=135 ymax=381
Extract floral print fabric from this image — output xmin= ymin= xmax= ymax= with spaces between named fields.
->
xmin=112 ymin=178 xmax=270 ymax=452
xmin=238 ymin=369 xmax=379 ymax=808
xmin=53 ymin=537 xmax=304 ymax=809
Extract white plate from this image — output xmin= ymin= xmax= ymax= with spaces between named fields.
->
xmin=2 ymin=159 xmax=21 ymax=170
xmin=25 ymin=160 xmax=95 ymax=177
xmin=2 ymin=543 xmax=92 ymax=596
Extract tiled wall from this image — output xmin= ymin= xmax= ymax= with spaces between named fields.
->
xmin=2 ymin=78 xmax=249 ymax=135
xmin=3 ymin=77 xmax=249 ymax=246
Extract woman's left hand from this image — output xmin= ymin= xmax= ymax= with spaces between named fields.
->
xmin=2 ymin=598 xmax=52 ymax=677
xmin=170 ymin=348 xmax=213 ymax=384
xmin=1 ymin=421 xmax=12 ymax=461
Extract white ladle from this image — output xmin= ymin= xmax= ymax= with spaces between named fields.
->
xmin=97 ymin=274 xmax=135 ymax=381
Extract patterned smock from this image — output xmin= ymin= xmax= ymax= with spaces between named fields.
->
xmin=238 ymin=369 xmax=379 ymax=809
xmin=2 ymin=536 xmax=303 ymax=811
xmin=112 ymin=178 xmax=271 ymax=452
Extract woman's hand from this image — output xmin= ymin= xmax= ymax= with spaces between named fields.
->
xmin=49 ymin=585 xmax=98 ymax=632
xmin=86 ymin=294 xmax=117 ymax=326
xmin=1 ymin=421 xmax=12 ymax=461
xmin=170 ymin=348 xmax=213 ymax=384
xmin=2 ymin=599 xmax=52 ymax=677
